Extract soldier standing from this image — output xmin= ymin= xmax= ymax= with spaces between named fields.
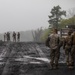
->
xmin=12 ymin=32 xmax=16 ymax=42
xmin=17 ymin=32 xmax=20 ymax=42
xmin=7 ymin=32 xmax=10 ymax=42
xmin=4 ymin=33 xmax=7 ymax=42
xmin=63 ymin=29 xmax=74 ymax=69
xmin=46 ymin=28 xmax=61 ymax=69
xmin=71 ymin=31 xmax=75 ymax=69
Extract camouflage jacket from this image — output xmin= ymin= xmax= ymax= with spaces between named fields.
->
xmin=49 ymin=34 xmax=60 ymax=49
xmin=63 ymin=35 xmax=73 ymax=49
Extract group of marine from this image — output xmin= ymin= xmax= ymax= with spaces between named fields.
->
xmin=4 ymin=32 xmax=20 ymax=42
xmin=46 ymin=28 xmax=75 ymax=70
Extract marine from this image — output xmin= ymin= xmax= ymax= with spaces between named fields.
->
xmin=46 ymin=28 xmax=61 ymax=69
xmin=63 ymin=29 xmax=74 ymax=69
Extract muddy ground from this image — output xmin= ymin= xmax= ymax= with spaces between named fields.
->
xmin=0 ymin=42 xmax=75 ymax=75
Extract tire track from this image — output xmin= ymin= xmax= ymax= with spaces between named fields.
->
xmin=1 ymin=42 xmax=14 ymax=75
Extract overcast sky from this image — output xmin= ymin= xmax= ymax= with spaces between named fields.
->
xmin=0 ymin=0 xmax=75 ymax=33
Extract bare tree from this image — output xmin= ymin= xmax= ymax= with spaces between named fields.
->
xmin=67 ymin=8 xmax=75 ymax=18
xmin=66 ymin=8 xmax=75 ymax=25
xmin=32 ymin=27 xmax=43 ymax=42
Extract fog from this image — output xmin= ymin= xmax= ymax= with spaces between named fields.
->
xmin=0 ymin=0 xmax=75 ymax=33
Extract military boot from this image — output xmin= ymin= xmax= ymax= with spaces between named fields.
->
xmin=49 ymin=63 xmax=53 ymax=70
xmin=53 ymin=64 xmax=59 ymax=69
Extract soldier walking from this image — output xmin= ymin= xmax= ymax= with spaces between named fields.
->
xmin=46 ymin=28 xmax=61 ymax=69
xmin=12 ymin=32 xmax=16 ymax=42
xmin=17 ymin=32 xmax=20 ymax=42
xmin=63 ymin=29 xmax=74 ymax=69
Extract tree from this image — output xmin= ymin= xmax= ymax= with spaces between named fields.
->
xmin=48 ymin=5 xmax=66 ymax=29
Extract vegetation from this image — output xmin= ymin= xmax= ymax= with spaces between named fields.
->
xmin=41 ymin=6 xmax=75 ymax=42
xmin=40 ymin=28 xmax=51 ymax=42
xmin=59 ymin=15 xmax=75 ymax=29
xmin=32 ymin=27 xmax=43 ymax=42
xmin=48 ymin=5 xmax=66 ymax=29
xmin=33 ymin=6 xmax=75 ymax=42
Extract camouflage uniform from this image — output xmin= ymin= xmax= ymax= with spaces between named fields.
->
xmin=63 ymin=30 xmax=73 ymax=68
xmin=49 ymin=33 xmax=60 ymax=69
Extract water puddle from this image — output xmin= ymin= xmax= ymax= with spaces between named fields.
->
xmin=15 ymin=55 xmax=50 ymax=64
xmin=0 ymin=58 xmax=3 ymax=61
xmin=30 ymin=61 xmax=41 ymax=64
xmin=15 ymin=55 xmax=65 ymax=64
xmin=0 ymin=62 xmax=4 ymax=65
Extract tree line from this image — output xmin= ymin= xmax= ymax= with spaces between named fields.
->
xmin=32 ymin=5 xmax=75 ymax=42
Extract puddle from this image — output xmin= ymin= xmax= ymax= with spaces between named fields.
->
xmin=0 ymin=58 xmax=3 ymax=61
xmin=0 ymin=62 xmax=5 ymax=65
xmin=35 ymin=58 xmax=50 ymax=63
xmin=15 ymin=55 xmax=50 ymax=64
xmin=15 ymin=55 xmax=65 ymax=64
xmin=24 ymin=55 xmax=50 ymax=63
xmin=15 ymin=58 xmax=28 ymax=62
xmin=30 ymin=61 xmax=41 ymax=64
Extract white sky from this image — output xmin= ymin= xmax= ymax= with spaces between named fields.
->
xmin=0 ymin=0 xmax=75 ymax=33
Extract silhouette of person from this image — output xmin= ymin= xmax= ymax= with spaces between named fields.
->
xmin=7 ymin=32 xmax=10 ymax=42
xmin=4 ymin=33 xmax=7 ymax=42
xmin=12 ymin=31 xmax=16 ymax=42
xmin=17 ymin=32 xmax=20 ymax=42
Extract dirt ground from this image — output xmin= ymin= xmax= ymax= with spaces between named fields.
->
xmin=0 ymin=42 xmax=75 ymax=75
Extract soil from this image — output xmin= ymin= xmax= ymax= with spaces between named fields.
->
xmin=0 ymin=42 xmax=75 ymax=75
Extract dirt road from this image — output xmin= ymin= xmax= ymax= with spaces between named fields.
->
xmin=0 ymin=42 xmax=75 ymax=75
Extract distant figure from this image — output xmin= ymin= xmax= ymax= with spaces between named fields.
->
xmin=7 ymin=32 xmax=10 ymax=41
xmin=4 ymin=33 xmax=7 ymax=42
xmin=17 ymin=32 xmax=20 ymax=42
xmin=12 ymin=32 xmax=16 ymax=42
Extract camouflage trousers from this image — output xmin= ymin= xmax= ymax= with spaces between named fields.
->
xmin=50 ymin=47 xmax=60 ymax=67
xmin=65 ymin=45 xmax=75 ymax=66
